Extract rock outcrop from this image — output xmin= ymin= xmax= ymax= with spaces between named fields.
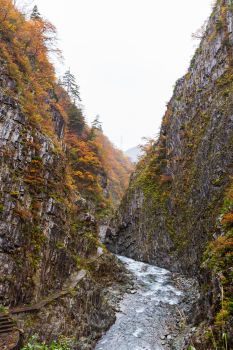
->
xmin=0 ymin=2 xmax=132 ymax=348
xmin=0 ymin=60 xmax=130 ymax=350
xmin=106 ymin=0 xmax=233 ymax=347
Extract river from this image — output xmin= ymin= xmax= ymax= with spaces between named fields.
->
xmin=95 ymin=255 xmax=198 ymax=350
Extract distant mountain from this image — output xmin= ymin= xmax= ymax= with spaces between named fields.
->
xmin=125 ymin=146 xmax=142 ymax=163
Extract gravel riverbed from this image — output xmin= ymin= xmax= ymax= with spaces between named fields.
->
xmin=95 ymin=255 xmax=199 ymax=350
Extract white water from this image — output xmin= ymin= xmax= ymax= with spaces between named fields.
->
xmin=95 ymin=255 xmax=185 ymax=350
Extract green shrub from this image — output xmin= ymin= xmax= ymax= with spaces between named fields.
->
xmin=0 ymin=304 xmax=8 ymax=313
xmin=216 ymin=19 xmax=224 ymax=32
xmin=21 ymin=335 xmax=72 ymax=350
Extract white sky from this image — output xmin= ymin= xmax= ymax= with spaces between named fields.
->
xmin=33 ymin=0 xmax=213 ymax=150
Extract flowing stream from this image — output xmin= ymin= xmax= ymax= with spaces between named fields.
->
xmin=95 ymin=255 xmax=197 ymax=350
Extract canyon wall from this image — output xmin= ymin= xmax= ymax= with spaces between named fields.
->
xmin=106 ymin=0 xmax=233 ymax=347
xmin=0 ymin=2 xmax=131 ymax=348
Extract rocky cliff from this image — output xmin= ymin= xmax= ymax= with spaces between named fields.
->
xmin=0 ymin=2 xmax=133 ymax=349
xmin=106 ymin=0 xmax=233 ymax=348
xmin=0 ymin=78 xmax=125 ymax=348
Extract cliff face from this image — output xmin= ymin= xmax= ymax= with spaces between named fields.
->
xmin=106 ymin=0 xmax=233 ymax=347
xmin=0 ymin=48 xmax=127 ymax=350
xmin=0 ymin=2 xmax=133 ymax=349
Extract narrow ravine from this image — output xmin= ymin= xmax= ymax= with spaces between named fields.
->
xmin=95 ymin=256 xmax=199 ymax=350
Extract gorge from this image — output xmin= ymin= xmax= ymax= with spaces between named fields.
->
xmin=0 ymin=0 xmax=233 ymax=350
xmin=105 ymin=0 xmax=233 ymax=348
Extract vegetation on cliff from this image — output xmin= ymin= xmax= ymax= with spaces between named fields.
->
xmin=1 ymin=0 xmax=232 ymax=349
xmin=0 ymin=1 xmax=133 ymax=348
xmin=22 ymin=335 xmax=72 ymax=350
xmin=107 ymin=0 xmax=233 ymax=348
xmin=204 ymin=180 xmax=233 ymax=349
xmin=0 ymin=0 xmax=133 ymax=211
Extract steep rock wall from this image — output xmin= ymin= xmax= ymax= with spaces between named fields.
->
xmin=107 ymin=0 xmax=233 ymax=273
xmin=0 ymin=46 xmax=128 ymax=350
xmin=106 ymin=1 xmax=233 ymax=347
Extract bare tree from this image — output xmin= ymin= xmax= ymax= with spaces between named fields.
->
xmin=192 ymin=20 xmax=208 ymax=41
xmin=14 ymin=0 xmax=35 ymax=17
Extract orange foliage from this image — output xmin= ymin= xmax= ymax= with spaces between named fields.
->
xmin=65 ymin=131 xmax=104 ymax=202
xmin=0 ymin=0 xmax=133 ymax=211
xmin=65 ymin=128 xmax=133 ymax=206
xmin=14 ymin=206 xmax=32 ymax=221
xmin=0 ymin=0 xmax=63 ymax=135
xmin=222 ymin=213 xmax=233 ymax=225
xmin=94 ymin=131 xmax=134 ymax=203
xmin=160 ymin=174 xmax=173 ymax=184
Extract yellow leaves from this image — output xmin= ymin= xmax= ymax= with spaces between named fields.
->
xmin=86 ymin=173 xmax=95 ymax=182
xmin=74 ymin=171 xmax=85 ymax=179
xmin=0 ymin=0 xmax=61 ymax=141
xmin=74 ymin=171 xmax=95 ymax=182
xmin=54 ymin=102 xmax=67 ymax=120
xmin=0 ymin=0 xmax=19 ymax=33
xmin=215 ymin=308 xmax=229 ymax=327
xmin=41 ymin=119 xmax=55 ymax=138
xmin=221 ymin=5 xmax=227 ymax=17
xmin=0 ymin=0 xmax=132 ymax=209
xmin=209 ymin=235 xmax=233 ymax=254
xmin=93 ymin=132 xmax=134 ymax=203
xmin=65 ymin=173 xmax=76 ymax=191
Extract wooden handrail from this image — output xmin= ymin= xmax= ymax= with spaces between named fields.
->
xmin=0 ymin=250 xmax=104 ymax=317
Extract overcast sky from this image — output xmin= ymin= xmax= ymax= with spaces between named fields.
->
xmin=33 ymin=0 xmax=213 ymax=150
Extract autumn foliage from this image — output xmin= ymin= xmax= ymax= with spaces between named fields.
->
xmin=0 ymin=0 xmax=133 ymax=211
xmin=221 ymin=213 xmax=233 ymax=225
xmin=65 ymin=121 xmax=133 ymax=208
xmin=94 ymin=131 xmax=134 ymax=203
xmin=204 ymin=180 xmax=233 ymax=341
xmin=0 ymin=0 xmax=63 ymax=132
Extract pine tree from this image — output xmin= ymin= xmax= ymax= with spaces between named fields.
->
xmin=89 ymin=115 xmax=102 ymax=140
xmin=67 ymin=103 xmax=85 ymax=136
xmin=30 ymin=5 xmax=42 ymax=21
xmin=62 ymin=69 xmax=81 ymax=103
xmin=91 ymin=115 xmax=102 ymax=131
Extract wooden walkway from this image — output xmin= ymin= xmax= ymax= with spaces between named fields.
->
xmin=0 ymin=314 xmax=19 ymax=350
xmin=0 ymin=248 xmax=104 ymax=349
xmin=10 ymin=270 xmax=87 ymax=315
xmin=0 ymin=315 xmax=15 ymax=334
xmin=1 ymin=248 xmax=104 ymax=316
